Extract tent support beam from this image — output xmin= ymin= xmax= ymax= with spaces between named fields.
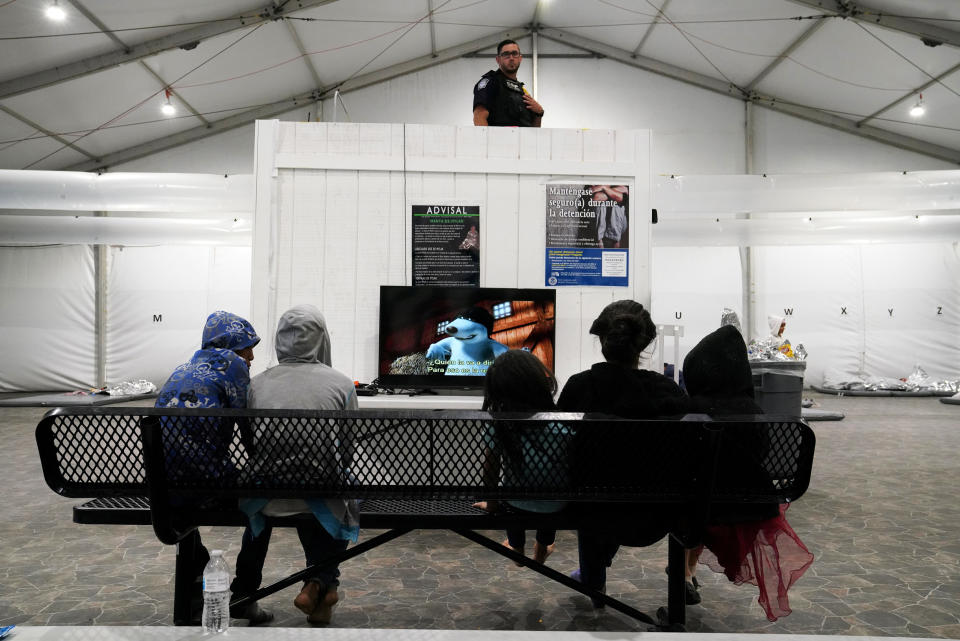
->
xmin=632 ymin=0 xmax=672 ymax=58
xmin=94 ymin=212 xmax=107 ymax=388
xmin=427 ymin=0 xmax=439 ymax=58
xmin=0 ymin=104 xmax=99 ymax=163
xmin=742 ymin=101 xmax=756 ymax=343
xmin=281 ymin=16 xmax=325 ymax=90
xmin=857 ymin=61 xmax=960 ymax=126
xmin=745 ymin=19 xmax=825 ymax=91
xmin=0 ymin=0 xmax=341 ymax=100
xmin=784 ymin=0 xmax=960 ymax=50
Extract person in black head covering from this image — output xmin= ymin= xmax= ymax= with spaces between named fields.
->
xmin=683 ymin=324 xmax=760 ymax=416
xmin=681 ymin=324 xmax=813 ymax=620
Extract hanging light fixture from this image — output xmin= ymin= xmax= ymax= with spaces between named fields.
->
xmin=909 ymin=93 xmax=925 ymax=117
xmin=46 ymin=0 xmax=66 ymax=21
xmin=161 ymin=88 xmax=176 ymax=116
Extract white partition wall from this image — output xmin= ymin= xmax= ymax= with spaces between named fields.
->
xmin=251 ymin=121 xmax=651 ymax=386
xmin=0 ymin=171 xmax=254 ymax=392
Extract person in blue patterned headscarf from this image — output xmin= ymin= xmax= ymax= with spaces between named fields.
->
xmin=155 ymin=310 xmax=273 ymax=625
xmin=157 ymin=309 xmax=260 ymax=409
xmin=157 ymin=310 xmax=260 ymax=481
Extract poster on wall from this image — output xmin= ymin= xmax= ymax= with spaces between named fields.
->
xmin=545 ymin=184 xmax=629 ymax=287
xmin=412 ymin=204 xmax=480 ymax=287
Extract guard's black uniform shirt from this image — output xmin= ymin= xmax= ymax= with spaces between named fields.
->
xmin=473 ymin=69 xmax=535 ymax=127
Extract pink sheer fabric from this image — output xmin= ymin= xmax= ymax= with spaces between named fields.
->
xmin=699 ymin=504 xmax=814 ymax=621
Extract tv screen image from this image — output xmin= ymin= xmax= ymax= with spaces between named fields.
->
xmin=378 ymin=286 xmax=556 ymax=390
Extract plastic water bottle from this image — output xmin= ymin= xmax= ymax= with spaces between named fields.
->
xmin=202 ymin=550 xmax=231 ymax=633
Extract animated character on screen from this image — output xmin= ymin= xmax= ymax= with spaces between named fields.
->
xmin=425 ymin=306 xmax=508 ymax=376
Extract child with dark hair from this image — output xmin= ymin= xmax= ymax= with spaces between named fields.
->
xmin=474 ymin=349 xmax=570 ymax=566
xmin=559 ymin=300 xmax=687 ymax=417
xmin=557 ymin=300 xmax=689 ymax=605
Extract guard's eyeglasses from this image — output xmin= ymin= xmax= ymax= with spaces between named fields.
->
xmin=498 ymin=51 xmax=521 ymax=58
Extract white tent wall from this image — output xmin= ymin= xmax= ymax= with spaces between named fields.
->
xmin=751 ymin=109 xmax=954 ymax=174
xmin=753 ymin=244 xmax=960 ymax=385
xmin=105 ymin=245 xmax=252 ymax=388
xmin=0 ymin=245 xmax=96 ymax=390
xmin=858 ymin=244 xmax=959 ymax=381
xmin=652 ymin=242 xmax=960 ymax=386
xmin=1 ymin=52 xmax=956 ymax=391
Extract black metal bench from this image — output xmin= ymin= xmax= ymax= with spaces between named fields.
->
xmin=36 ymin=406 xmax=815 ymax=630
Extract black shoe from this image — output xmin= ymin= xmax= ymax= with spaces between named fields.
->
xmin=230 ymin=601 xmax=274 ymax=625
xmin=685 ymin=577 xmax=701 ymax=605
xmin=665 ymin=566 xmax=701 ymax=605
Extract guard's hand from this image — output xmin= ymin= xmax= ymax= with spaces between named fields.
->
xmin=523 ymin=94 xmax=544 ymax=117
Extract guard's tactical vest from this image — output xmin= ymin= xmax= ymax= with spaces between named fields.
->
xmin=481 ymin=70 xmax=535 ymax=127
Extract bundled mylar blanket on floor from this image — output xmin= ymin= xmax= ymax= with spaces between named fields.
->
xmin=822 ymin=366 xmax=958 ymax=393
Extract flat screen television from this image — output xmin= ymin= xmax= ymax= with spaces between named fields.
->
xmin=377 ymin=285 xmax=557 ymax=391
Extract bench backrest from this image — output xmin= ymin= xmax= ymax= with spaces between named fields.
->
xmin=36 ymin=408 xmax=147 ymax=497
xmin=37 ymin=407 xmax=814 ymax=505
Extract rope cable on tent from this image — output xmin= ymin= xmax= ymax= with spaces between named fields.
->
xmin=855 ymin=23 xmax=960 ymax=102
xmin=641 ymin=0 xmax=744 ymax=93
xmin=19 ymin=23 xmax=266 ymax=169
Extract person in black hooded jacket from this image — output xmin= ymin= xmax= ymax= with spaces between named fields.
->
xmin=557 ymin=300 xmax=688 ymax=606
xmin=681 ymin=324 xmax=813 ymax=621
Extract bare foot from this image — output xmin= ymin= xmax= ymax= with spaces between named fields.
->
xmin=308 ymin=588 xmax=340 ymax=625
xmin=502 ymin=539 xmax=525 ymax=567
xmin=533 ymin=542 xmax=555 ymax=564
xmin=294 ymin=581 xmax=320 ymax=616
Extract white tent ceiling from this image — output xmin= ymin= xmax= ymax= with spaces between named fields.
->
xmin=1 ymin=0 xmax=959 ymax=171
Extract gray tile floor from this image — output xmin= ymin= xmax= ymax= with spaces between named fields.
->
xmin=1 ymin=393 xmax=958 ymax=636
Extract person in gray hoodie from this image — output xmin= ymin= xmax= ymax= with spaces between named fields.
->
xmin=241 ymin=304 xmax=360 ymax=624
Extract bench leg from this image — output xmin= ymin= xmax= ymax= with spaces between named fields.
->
xmin=173 ymin=531 xmax=201 ymax=626
xmin=453 ymin=528 xmax=662 ymax=628
xmin=665 ymin=534 xmax=687 ymax=627
xmin=229 ymin=528 xmax=414 ymax=612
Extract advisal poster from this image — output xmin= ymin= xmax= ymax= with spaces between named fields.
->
xmin=545 ymin=184 xmax=629 ymax=287
xmin=412 ymin=204 xmax=480 ymax=286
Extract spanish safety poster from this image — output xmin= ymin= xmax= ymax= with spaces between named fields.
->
xmin=545 ymin=184 xmax=629 ymax=287
xmin=412 ymin=204 xmax=480 ymax=286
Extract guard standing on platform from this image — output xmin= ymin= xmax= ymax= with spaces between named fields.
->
xmin=473 ymin=39 xmax=544 ymax=127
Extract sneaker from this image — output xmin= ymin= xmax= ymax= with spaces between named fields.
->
xmin=308 ymin=588 xmax=340 ymax=625
xmin=230 ymin=601 xmax=274 ymax=625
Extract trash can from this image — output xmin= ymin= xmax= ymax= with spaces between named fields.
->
xmin=750 ymin=360 xmax=806 ymax=417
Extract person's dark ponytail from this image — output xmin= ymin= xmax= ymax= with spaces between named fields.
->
xmin=590 ymin=300 xmax=656 ymax=366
